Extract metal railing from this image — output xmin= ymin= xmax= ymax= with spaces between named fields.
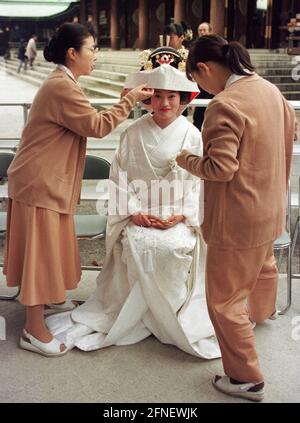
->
xmin=1 ymin=99 xmax=300 ymax=152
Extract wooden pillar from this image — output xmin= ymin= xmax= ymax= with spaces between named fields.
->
xmin=224 ymin=0 xmax=229 ymax=39
xmin=265 ymin=0 xmax=273 ymax=49
xmin=91 ymin=0 xmax=99 ymax=45
xmin=210 ymin=0 xmax=225 ymax=36
xmin=111 ymin=0 xmax=120 ymax=50
xmin=138 ymin=0 xmax=149 ymax=50
xmin=80 ymin=0 xmax=86 ymax=25
xmin=174 ymin=0 xmax=186 ymax=23
xmin=233 ymin=0 xmax=248 ymax=45
xmin=269 ymin=0 xmax=281 ymax=50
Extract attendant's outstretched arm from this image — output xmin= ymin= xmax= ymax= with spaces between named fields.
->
xmin=176 ymin=100 xmax=244 ymax=182
xmin=54 ymin=83 xmax=153 ymax=138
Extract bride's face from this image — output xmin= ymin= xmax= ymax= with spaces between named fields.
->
xmin=151 ymin=90 xmax=181 ymax=121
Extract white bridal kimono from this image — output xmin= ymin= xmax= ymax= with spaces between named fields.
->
xmin=47 ymin=114 xmax=221 ymax=359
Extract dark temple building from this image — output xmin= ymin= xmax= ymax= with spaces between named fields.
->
xmin=0 ymin=0 xmax=300 ymax=49
xmin=79 ymin=0 xmax=300 ymax=50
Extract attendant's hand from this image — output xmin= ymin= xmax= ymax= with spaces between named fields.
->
xmin=176 ymin=149 xmax=191 ymax=169
xmin=126 ymin=84 xmax=154 ymax=102
xmin=151 ymin=215 xmax=185 ymax=230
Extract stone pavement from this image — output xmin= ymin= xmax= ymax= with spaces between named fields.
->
xmin=0 ymin=271 xmax=299 ymax=403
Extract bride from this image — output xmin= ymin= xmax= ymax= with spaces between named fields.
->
xmin=47 ymin=47 xmax=221 ymax=360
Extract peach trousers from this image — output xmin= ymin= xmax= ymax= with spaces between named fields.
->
xmin=206 ymin=242 xmax=277 ymax=383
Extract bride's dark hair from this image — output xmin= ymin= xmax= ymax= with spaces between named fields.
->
xmin=142 ymin=91 xmax=190 ymax=105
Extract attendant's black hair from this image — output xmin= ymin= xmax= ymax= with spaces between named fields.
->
xmin=186 ymin=34 xmax=255 ymax=80
xmin=43 ymin=23 xmax=92 ymax=65
xmin=164 ymin=21 xmax=192 ymax=40
xmin=165 ymin=22 xmax=185 ymax=37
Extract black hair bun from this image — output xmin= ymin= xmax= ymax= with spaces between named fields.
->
xmin=43 ymin=37 xmax=57 ymax=62
xmin=43 ymin=45 xmax=54 ymax=62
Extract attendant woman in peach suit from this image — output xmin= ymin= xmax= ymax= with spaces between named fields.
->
xmin=4 ymin=23 xmax=153 ymax=357
xmin=176 ymin=35 xmax=296 ymax=401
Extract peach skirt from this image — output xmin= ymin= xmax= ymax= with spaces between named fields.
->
xmin=4 ymin=199 xmax=81 ymax=306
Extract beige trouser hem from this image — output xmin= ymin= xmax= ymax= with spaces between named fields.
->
xmin=206 ymin=242 xmax=277 ymax=383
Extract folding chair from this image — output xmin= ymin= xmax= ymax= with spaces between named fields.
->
xmin=274 ymin=180 xmax=292 ymax=314
xmin=0 ymin=152 xmax=20 ymax=300
xmin=75 ymin=155 xmax=111 ymax=271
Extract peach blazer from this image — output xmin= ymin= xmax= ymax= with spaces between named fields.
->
xmin=8 ymin=68 xmax=136 ymax=214
xmin=179 ymin=75 xmax=296 ymax=249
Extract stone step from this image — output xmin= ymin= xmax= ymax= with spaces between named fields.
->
xmin=282 ymin=91 xmax=300 ymax=100
xmin=0 ymin=62 xmax=122 ymax=99
xmin=2 ymin=67 xmax=42 ymax=88
xmin=5 ymin=62 xmax=48 ymax=82
xmin=98 ymin=53 xmax=296 ymax=71
xmin=249 ymin=49 xmax=287 ymax=54
xmin=250 ymin=53 xmax=292 ymax=57
xmin=97 ymin=63 xmax=139 ymax=74
xmin=33 ymin=60 xmax=55 ymax=71
xmin=4 ymin=50 xmax=300 ymax=101
xmin=250 ymin=53 xmax=294 ymax=58
xmin=273 ymin=83 xmax=300 ymax=92
xmin=6 ymin=58 xmax=127 ymax=92
xmin=254 ymin=62 xmax=295 ymax=69
xmin=5 ymin=57 xmax=123 ymax=85
xmin=253 ymin=60 xmax=295 ymax=64
xmin=80 ymin=75 xmax=124 ymax=91
xmin=79 ymin=84 xmax=120 ymax=99
xmin=36 ymin=60 xmax=128 ymax=82
xmin=258 ymin=68 xmax=295 ymax=76
xmin=95 ymin=53 xmax=140 ymax=66
xmin=15 ymin=52 xmax=295 ymax=74
xmin=264 ymin=75 xmax=300 ymax=84
xmin=87 ymin=68 xmax=128 ymax=82
xmin=5 ymin=57 xmax=53 ymax=74
xmin=24 ymin=50 xmax=138 ymax=71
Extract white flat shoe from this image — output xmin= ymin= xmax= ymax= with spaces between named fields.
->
xmin=268 ymin=310 xmax=279 ymax=320
xmin=251 ymin=309 xmax=279 ymax=327
xmin=45 ymin=299 xmax=78 ymax=314
xmin=212 ymin=375 xmax=265 ymax=402
xmin=19 ymin=329 xmax=68 ymax=357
